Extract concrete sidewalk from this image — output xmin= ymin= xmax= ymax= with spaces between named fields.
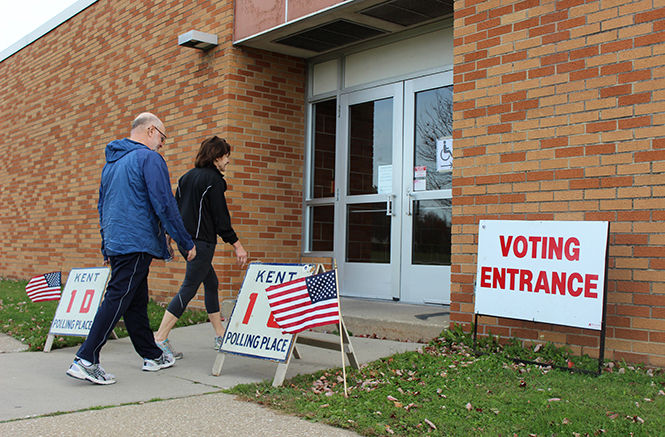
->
xmin=0 ymin=322 xmax=423 ymax=435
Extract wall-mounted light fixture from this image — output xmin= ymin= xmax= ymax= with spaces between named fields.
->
xmin=178 ymin=30 xmax=218 ymax=51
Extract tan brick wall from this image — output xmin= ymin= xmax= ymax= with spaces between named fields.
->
xmin=453 ymin=0 xmax=665 ymax=366
xmin=0 ymin=0 xmax=305 ymax=309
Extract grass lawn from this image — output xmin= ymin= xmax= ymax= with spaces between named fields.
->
xmin=0 ymin=277 xmax=209 ymax=351
xmin=229 ymin=329 xmax=665 ymax=436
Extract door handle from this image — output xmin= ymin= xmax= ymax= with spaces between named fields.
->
xmin=386 ymin=194 xmax=394 ymax=216
xmin=406 ymin=191 xmax=414 ymax=216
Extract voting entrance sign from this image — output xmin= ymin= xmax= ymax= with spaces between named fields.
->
xmin=475 ymin=220 xmax=609 ymax=330
xmin=219 ymin=262 xmax=317 ymax=362
xmin=44 ymin=267 xmax=111 ymax=352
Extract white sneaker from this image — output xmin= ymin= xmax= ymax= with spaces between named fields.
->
xmin=214 ymin=335 xmax=223 ymax=350
xmin=66 ymin=358 xmax=116 ymax=385
xmin=142 ymin=352 xmax=175 ymax=371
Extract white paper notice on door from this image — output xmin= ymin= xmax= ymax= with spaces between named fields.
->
xmin=437 ymin=137 xmax=453 ymax=172
xmin=378 ymin=165 xmax=392 ymax=194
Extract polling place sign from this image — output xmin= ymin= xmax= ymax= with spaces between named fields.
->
xmin=474 ymin=220 xmax=609 ymax=330
xmin=49 ymin=267 xmax=111 ymax=337
xmin=220 ymin=263 xmax=317 ymax=362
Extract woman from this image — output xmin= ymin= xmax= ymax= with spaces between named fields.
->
xmin=155 ymin=136 xmax=247 ymax=358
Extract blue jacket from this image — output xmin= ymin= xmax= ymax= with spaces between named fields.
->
xmin=98 ymin=138 xmax=194 ymax=260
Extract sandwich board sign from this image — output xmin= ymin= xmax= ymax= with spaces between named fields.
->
xmin=213 ymin=261 xmax=360 ymax=387
xmin=474 ymin=220 xmax=609 ymax=330
xmin=44 ymin=267 xmax=111 ymax=351
xmin=217 ymin=262 xmax=317 ymax=362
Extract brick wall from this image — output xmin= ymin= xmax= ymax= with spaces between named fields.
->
xmin=452 ymin=0 xmax=665 ymax=366
xmin=0 ymin=0 xmax=306 ymax=309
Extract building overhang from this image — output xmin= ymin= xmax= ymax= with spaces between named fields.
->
xmin=234 ymin=0 xmax=454 ymax=59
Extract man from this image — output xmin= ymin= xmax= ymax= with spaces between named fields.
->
xmin=66 ymin=112 xmax=196 ymax=385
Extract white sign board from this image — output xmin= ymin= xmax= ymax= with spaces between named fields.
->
xmin=220 ymin=263 xmax=316 ymax=362
xmin=49 ymin=267 xmax=111 ymax=337
xmin=377 ymin=164 xmax=392 ymax=194
xmin=436 ymin=137 xmax=453 ymax=172
xmin=475 ymin=220 xmax=608 ymax=330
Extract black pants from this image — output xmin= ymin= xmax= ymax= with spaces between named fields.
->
xmin=76 ymin=253 xmax=162 ymax=364
xmin=167 ymin=239 xmax=219 ymax=318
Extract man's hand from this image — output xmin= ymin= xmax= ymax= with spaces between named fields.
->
xmin=166 ymin=235 xmax=174 ymax=259
xmin=187 ymin=245 xmax=197 ymax=261
xmin=233 ymin=241 xmax=248 ymax=267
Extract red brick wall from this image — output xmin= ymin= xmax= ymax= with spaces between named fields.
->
xmin=0 ymin=0 xmax=306 ymax=309
xmin=452 ymin=0 xmax=665 ymax=367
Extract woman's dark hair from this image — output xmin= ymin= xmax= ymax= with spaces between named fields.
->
xmin=195 ymin=136 xmax=231 ymax=168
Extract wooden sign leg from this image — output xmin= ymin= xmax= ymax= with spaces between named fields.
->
xmin=43 ymin=334 xmax=55 ymax=353
xmin=340 ymin=318 xmax=359 ymax=369
xmin=212 ymin=352 xmax=226 ymax=376
xmin=291 ymin=318 xmax=359 ymax=369
xmin=273 ymin=334 xmax=298 ymax=387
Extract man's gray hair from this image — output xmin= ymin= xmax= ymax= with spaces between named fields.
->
xmin=131 ymin=112 xmax=160 ymax=131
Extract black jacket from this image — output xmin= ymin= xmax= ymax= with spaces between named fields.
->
xmin=175 ymin=165 xmax=239 ymax=245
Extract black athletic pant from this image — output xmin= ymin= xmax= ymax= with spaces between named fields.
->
xmin=167 ymin=239 xmax=219 ymax=318
xmin=76 ymin=252 xmax=162 ymax=364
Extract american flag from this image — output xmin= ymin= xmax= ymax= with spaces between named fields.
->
xmin=265 ymin=269 xmax=340 ymax=335
xmin=25 ymin=272 xmax=61 ymax=302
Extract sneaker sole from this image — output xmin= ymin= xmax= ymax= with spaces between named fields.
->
xmin=142 ymin=360 xmax=175 ymax=372
xmin=66 ymin=367 xmax=116 ymax=385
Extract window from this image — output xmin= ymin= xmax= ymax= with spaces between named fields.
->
xmin=305 ymin=99 xmax=336 ymax=252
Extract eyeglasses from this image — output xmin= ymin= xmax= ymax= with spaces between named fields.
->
xmin=151 ymin=125 xmax=167 ymax=143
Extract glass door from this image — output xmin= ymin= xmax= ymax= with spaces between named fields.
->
xmin=400 ymin=72 xmax=453 ymax=304
xmin=336 ymin=83 xmax=403 ymax=300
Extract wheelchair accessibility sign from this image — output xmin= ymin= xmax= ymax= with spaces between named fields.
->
xmin=436 ymin=137 xmax=453 ymax=172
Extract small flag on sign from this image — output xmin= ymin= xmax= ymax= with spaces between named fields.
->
xmin=265 ymin=269 xmax=340 ymax=335
xmin=25 ymin=272 xmax=61 ymax=302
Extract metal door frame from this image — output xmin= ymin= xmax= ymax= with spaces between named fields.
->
xmin=335 ymin=82 xmax=404 ymax=300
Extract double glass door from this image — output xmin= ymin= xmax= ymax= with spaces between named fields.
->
xmin=336 ymin=72 xmax=452 ymax=304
